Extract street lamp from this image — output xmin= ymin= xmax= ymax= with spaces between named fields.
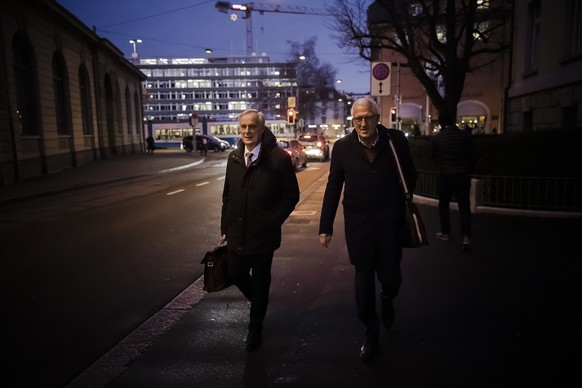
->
xmin=129 ymin=39 xmax=142 ymax=61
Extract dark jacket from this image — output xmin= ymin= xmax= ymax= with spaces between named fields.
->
xmin=319 ymin=125 xmax=417 ymax=266
xmin=431 ymin=125 xmax=472 ymax=175
xmin=221 ymin=127 xmax=300 ymax=255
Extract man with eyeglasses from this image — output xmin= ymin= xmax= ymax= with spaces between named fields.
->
xmin=319 ymin=97 xmax=417 ymax=362
xmin=220 ymin=109 xmax=299 ymax=351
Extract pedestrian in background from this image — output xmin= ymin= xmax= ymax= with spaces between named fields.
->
xmin=146 ymin=135 xmax=155 ymax=154
xmin=200 ymin=137 xmax=209 ymax=156
xmin=431 ymin=112 xmax=473 ymax=251
xmin=220 ymin=109 xmax=299 ymax=351
xmin=319 ymin=98 xmax=417 ymax=362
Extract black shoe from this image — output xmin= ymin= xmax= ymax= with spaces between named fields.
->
xmin=359 ymin=336 xmax=379 ymax=362
xmin=245 ymin=330 xmax=262 ymax=352
xmin=381 ymin=300 xmax=395 ymax=330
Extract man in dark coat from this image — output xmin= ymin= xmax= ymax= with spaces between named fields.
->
xmin=319 ymin=98 xmax=417 ymax=362
xmin=431 ymin=112 xmax=473 ymax=250
xmin=221 ymin=109 xmax=299 ymax=351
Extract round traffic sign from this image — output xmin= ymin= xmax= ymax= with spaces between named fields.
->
xmin=372 ymin=63 xmax=390 ymax=80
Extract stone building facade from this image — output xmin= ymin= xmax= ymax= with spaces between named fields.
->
xmin=0 ymin=0 xmax=146 ymax=185
xmin=505 ymin=0 xmax=582 ymax=132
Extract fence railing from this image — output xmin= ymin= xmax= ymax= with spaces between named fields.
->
xmin=416 ymin=171 xmax=582 ymax=213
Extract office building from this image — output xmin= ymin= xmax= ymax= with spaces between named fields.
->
xmin=137 ymin=54 xmax=297 ymax=146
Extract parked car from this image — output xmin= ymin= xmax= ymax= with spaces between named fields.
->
xmin=181 ymin=135 xmax=230 ymax=152
xmin=297 ymin=134 xmax=330 ymax=161
xmin=278 ymin=139 xmax=307 ymax=171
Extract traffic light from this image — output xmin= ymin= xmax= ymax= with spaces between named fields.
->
xmin=287 ymin=108 xmax=296 ymax=124
xmin=390 ymin=108 xmax=397 ymax=123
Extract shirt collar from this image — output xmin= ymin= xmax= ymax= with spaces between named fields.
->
xmin=357 ymin=128 xmax=379 ymax=149
xmin=245 ymin=143 xmax=261 ymax=158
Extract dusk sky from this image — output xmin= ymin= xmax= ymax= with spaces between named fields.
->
xmin=56 ymin=0 xmax=373 ymax=94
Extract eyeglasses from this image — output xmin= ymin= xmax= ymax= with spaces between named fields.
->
xmin=352 ymin=115 xmax=378 ymax=124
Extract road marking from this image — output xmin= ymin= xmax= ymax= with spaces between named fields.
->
xmin=306 ymin=167 xmax=321 ymax=171
xmin=196 ymin=182 xmax=210 ymax=187
xmin=166 ymin=189 xmax=185 ymax=196
xmin=217 ymin=176 xmax=225 ymax=180
xmin=158 ymin=159 xmax=205 ymax=173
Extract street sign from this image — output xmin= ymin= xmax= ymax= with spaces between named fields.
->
xmin=288 ymin=96 xmax=296 ymax=108
xmin=371 ymin=62 xmax=391 ymax=96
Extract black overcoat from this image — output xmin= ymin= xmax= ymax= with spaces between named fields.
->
xmin=319 ymin=125 xmax=417 ymax=266
xmin=221 ymin=128 xmax=299 ymax=255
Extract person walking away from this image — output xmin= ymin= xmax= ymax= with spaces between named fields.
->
xmin=431 ymin=112 xmax=473 ymax=251
xmin=201 ymin=137 xmax=209 ymax=156
xmin=220 ymin=109 xmax=299 ymax=351
xmin=319 ymin=98 xmax=417 ymax=362
xmin=146 ymin=135 xmax=155 ymax=154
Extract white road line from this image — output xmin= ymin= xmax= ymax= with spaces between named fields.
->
xmin=196 ymin=181 xmax=210 ymax=187
xmin=166 ymin=189 xmax=185 ymax=196
xmin=216 ymin=176 xmax=225 ymax=180
xmin=158 ymin=159 xmax=205 ymax=173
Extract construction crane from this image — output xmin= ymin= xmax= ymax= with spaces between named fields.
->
xmin=215 ymin=1 xmax=328 ymax=56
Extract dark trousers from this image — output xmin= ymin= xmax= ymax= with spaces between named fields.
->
xmin=354 ymin=240 xmax=402 ymax=337
xmin=438 ymin=173 xmax=472 ymax=237
xmin=227 ymin=250 xmax=274 ymax=332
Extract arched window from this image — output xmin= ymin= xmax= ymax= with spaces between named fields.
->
xmin=125 ymin=86 xmax=132 ymax=134
xmin=52 ymin=52 xmax=71 ymax=135
xmin=79 ymin=64 xmax=93 ymax=135
xmin=12 ymin=32 xmax=39 ymax=135
xmin=104 ymin=74 xmax=117 ymax=152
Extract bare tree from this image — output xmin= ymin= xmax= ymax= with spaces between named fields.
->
xmin=287 ymin=37 xmax=337 ymax=121
xmin=328 ymin=0 xmax=512 ymax=119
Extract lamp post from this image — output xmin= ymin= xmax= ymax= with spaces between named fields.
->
xmin=129 ymin=39 xmax=142 ymax=62
xmin=335 ymin=80 xmax=349 ymax=137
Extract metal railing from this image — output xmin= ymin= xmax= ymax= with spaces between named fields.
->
xmin=415 ymin=171 xmax=582 ymax=213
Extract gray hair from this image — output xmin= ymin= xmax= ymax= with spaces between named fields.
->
xmin=351 ymin=98 xmax=379 ymax=116
xmin=238 ymin=109 xmax=266 ymax=127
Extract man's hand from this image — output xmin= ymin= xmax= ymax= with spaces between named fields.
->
xmin=319 ymin=233 xmax=332 ymax=248
xmin=219 ymin=234 xmax=227 ymax=246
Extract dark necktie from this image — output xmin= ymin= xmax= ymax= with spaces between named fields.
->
xmin=246 ymin=152 xmax=253 ymax=167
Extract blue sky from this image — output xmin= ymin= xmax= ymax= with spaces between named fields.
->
xmin=56 ymin=0 xmax=373 ymax=94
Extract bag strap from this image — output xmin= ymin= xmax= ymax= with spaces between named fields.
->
xmin=387 ymin=136 xmax=412 ymax=201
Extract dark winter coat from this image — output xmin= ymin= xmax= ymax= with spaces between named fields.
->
xmin=319 ymin=125 xmax=417 ymax=266
xmin=221 ymin=127 xmax=299 ymax=255
xmin=431 ymin=125 xmax=472 ymax=175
